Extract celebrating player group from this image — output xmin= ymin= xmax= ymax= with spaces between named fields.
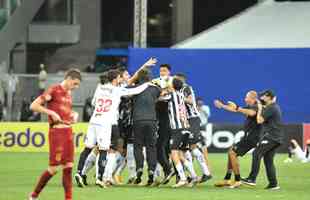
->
xmin=28 ymin=58 xmax=283 ymax=200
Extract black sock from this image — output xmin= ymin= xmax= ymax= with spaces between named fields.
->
xmin=77 ymin=148 xmax=92 ymax=173
xmin=288 ymin=151 xmax=292 ymax=158
xmin=98 ymin=150 xmax=107 ymax=180
xmin=235 ymin=174 xmax=241 ymax=182
xmin=224 ymin=171 xmax=232 ymax=180
xmin=306 ymin=144 xmax=310 ymax=158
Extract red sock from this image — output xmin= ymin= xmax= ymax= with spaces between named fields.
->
xmin=31 ymin=170 xmax=54 ymax=197
xmin=63 ymin=167 xmax=73 ymax=200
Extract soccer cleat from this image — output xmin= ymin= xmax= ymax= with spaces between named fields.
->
xmin=264 ymin=185 xmax=280 ymax=190
xmin=28 ymin=194 xmax=38 ymax=200
xmin=161 ymin=170 xmax=175 ymax=185
xmin=82 ymin=174 xmax=88 ymax=186
xmin=241 ymin=178 xmax=256 ymax=186
xmin=95 ymin=179 xmax=107 ymax=188
xmin=229 ymin=181 xmax=242 ymax=188
xmin=113 ymin=175 xmax=123 ymax=185
xmin=127 ymin=177 xmax=135 ymax=184
xmin=214 ymin=180 xmax=234 ymax=187
xmin=172 ymin=180 xmax=187 ymax=188
xmin=134 ymin=176 xmax=142 ymax=185
xmin=199 ymin=174 xmax=212 ymax=184
xmin=152 ymin=176 xmax=162 ymax=187
xmin=187 ymin=177 xmax=199 ymax=188
xmin=74 ymin=173 xmax=85 ymax=188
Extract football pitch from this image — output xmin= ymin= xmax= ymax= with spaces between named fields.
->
xmin=0 ymin=152 xmax=308 ymax=200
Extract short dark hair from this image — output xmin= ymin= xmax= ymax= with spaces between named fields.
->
xmin=99 ymin=72 xmax=108 ymax=84
xmin=137 ymin=69 xmax=151 ymax=83
xmin=117 ymin=67 xmax=127 ymax=76
xmin=107 ymin=69 xmax=120 ymax=82
xmin=160 ymin=64 xmax=171 ymax=71
xmin=260 ymin=89 xmax=275 ymax=98
xmin=172 ymin=78 xmax=183 ymax=91
xmin=175 ymin=72 xmax=186 ymax=80
xmin=65 ymin=68 xmax=82 ymax=81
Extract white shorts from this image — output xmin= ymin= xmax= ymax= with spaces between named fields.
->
xmin=84 ymin=123 xmax=112 ymax=150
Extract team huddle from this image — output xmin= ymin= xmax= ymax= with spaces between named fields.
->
xmin=28 ymin=58 xmax=285 ymax=200
xmin=74 ymin=58 xmax=212 ymax=188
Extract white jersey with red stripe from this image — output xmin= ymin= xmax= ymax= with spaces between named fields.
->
xmin=89 ymin=83 xmax=149 ymax=125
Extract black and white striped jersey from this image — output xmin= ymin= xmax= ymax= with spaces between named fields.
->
xmin=181 ymin=84 xmax=200 ymax=119
xmin=167 ymin=91 xmax=190 ymax=130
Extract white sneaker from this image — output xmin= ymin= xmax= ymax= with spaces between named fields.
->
xmin=172 ymin=180 xmax=187 ymax=188
xmin=95 ymin=179 xmax=107 ymax=188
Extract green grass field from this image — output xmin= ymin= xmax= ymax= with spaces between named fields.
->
xmin=0 ymin=153 xmax=308 ymax=200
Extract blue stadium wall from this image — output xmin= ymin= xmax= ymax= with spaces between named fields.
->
xmin=127 ymin=48 xmax=310 ymax=123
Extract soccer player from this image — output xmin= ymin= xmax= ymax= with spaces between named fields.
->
xmin=75 ymin=59 xmax=157 ymax=187
xmin=213 ymin=90 xmax=262 ymax=188
xmin=166 ymin=78 xmax=193 ymax=188
xmin=242 ymin=90 xmax=283 ymax=190
xmin=131 ymin=69 xmax=161 ymax=186
xmin=284 ymin=139 xmax=310 ymax=163
xmin=175 ymin=73 xmax=212 ymax=184
xmin=28 ymin=69 xmax=82 ymax=200
xmin=152 ymin=64 xmax=175 ymax=183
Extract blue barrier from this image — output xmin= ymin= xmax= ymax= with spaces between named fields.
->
xmin=128 ymin=48 xmax=310 ymax=123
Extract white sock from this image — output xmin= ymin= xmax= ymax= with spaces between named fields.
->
xmin=115 ymin=158 xmax=126 ymax=176
xmin=103 ymin=153 xmax=116 ymax=181
xmin=154 ymin=163 xmax=161 ymax=179
xmin=113 ymin=152 xmax=123 ymax=172
xmin=175 ymin=162 xmax=186 ymax=181
xmin=192 ymin=148 xmax=210 ymax=176
xmin=82 ymin=151 xmax=97 ymax=175
xmin=183 ymin=159 xmax=197 ymax=179
xmin=127 ymin=144 xmax=136 ymax=178
xmin=184 ymin=150 xmax=193 ymax=162
xmin=95 ymin=154 xmax=100 ymax=179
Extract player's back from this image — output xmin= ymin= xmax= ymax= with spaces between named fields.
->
xmin=89 ymin=83 xmax=122 ymax=125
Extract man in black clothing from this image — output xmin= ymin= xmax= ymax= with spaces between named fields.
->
xmin=242 ymin=90 xmax=283 ymax=190
xmin=153 ymin=64 xmax=174 ymax=182
xmin=214 ymin=91 xmax=262 ymax=188
xmin=132 ymin=69 xmax=161 ymax=186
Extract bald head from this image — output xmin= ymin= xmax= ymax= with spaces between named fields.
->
xmin=245 ymin=90 xmax=258 ymax=105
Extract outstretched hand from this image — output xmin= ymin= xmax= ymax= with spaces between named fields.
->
xmin=144 ymin=57 xmax=157 ymax=67
xmin=214 ymin=99 xmax=224 ymax=109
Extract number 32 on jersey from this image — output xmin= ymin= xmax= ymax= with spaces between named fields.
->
xmin=96 ymin=98 xmax=112 ymax=113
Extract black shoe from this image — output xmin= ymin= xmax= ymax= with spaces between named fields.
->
xmin=127 ymin=177 xmax=135 ymax=184
xmin=134 ymin=177 xmax=142 ymax=185
xmin=265 ymin=185 xmax=280 ymax=190
xmin=161 ymin=170 xmax=175 ymax=185
xmin=74 ymin=173 xmax=85 ymax=188
xmin=145 ymin=174 xmax=154 ymax=186
xmin=199 ymin=174 xmax=212 ymax=183
xmin=187 ymin=176 xmax=192 ymax=183
xmin=241 ymin=177 xmax=256 ymax=186
xmin=82 ymin=175 xmax=88 ymax=186
xmin=134 ymin=171 xmax=143 ymax=185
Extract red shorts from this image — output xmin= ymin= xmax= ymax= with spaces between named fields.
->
xmin=49 ymin=127 xmax=74 ymax=166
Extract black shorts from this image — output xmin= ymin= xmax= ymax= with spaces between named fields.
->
xmin=170 ymin=129 xmax=190 ymax=150
xmin=232 ymin=137 xmax=258 ymax=157
xmin=133 ymin=120 xmax=157 ymax=147
xmin=111 ymin=125 xmax=121 ymax=150
xmin=188 ymin=117 xmax=203 ymax=145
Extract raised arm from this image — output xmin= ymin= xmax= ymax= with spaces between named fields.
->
xmin=127 ymin=58 xmax=157 ymax=85
xmin=120 ymin=82 xmax=150 ymax=97
xmin=214 ymin=99 xmax=256 ymax=117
